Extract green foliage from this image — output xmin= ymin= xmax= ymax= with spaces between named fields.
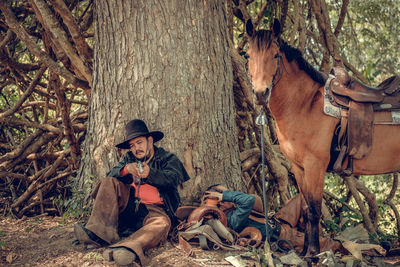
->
xmin=324 ymin=173 xmax=399 ymax=240
xmin=324 ymin=219 xmax=341 ymax=234
xmin=53 ymin=174 xmax=94 ymax=223
xmin=338 ymin=0 xmax=400 ymax=82
xmin=241 ymin=248 xmax=268 ymax=266
xmin=83 ymin=251 xmax=103 ymax=261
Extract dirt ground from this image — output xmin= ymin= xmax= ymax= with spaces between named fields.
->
xmin=1 ymin=215 xmax=399 ymax=267
xmin=0 ymin=215 xmax=257 ymax=267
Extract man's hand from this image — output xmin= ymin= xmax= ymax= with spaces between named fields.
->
xmin=138 ymin=162 xmax=150 ymax=178
xmin=126 ymin=162 xmax=150 ymax=178
xmin=204 ymin=191 xmax=223 ymax=201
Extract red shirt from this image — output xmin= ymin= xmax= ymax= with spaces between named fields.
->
xmin=121 ymin=165 xmax=164 ymax=205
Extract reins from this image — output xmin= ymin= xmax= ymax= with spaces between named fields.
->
xmin=264 ymin=40 xmax=287 ymax=104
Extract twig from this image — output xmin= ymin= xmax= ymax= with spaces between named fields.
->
xmin=352 ymin=176 xmax=379 ymax=230
xmin=37 ymin=170 xmax=74 ymax=191
xmin=11 ymin=152 xmax=67 ymax=209
xmin=0 ymin=29 xmax=13 ymax=49
xmin=0 ymin=66 xmax=47 ymax=119
xmin=0 ymin=130 xmax=43 ymax=163
xmin=323 ymin=190 xmax=359 ymax=214
xmin=343 ymin=175 xmax=376 ymax=233
xmin=384 ymin=173 xmax=400 ymax=238
xmin=54 ymin=78 xmax=80 ymax=168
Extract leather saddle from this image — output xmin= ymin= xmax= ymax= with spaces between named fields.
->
xmin=328 ymin=67 xmax=400 ymax=175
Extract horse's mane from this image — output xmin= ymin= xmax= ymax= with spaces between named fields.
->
xmin=251 ymin=30 xmax=327 ymax=85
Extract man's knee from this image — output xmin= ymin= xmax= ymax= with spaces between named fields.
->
xmin=149 ymin=215 xmax=171 ymax=232
xmin=91 ymin=177 xmax=129 ymax=200
xmin=160 ymin=217 xmax=171 ymax=231
xmin=156 ymin=217 xmax=171 ymax=241
xmin=99 ymin=177 xmax=130 ymax=191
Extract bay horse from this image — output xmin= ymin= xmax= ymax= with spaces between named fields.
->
xmin=245 ymin=19 xmax=400 ymax=256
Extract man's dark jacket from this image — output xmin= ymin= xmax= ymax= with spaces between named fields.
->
xmin=106 ymin=146 xmax=190 ymax=221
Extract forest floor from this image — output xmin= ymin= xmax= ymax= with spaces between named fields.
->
xmin=1 ymin=215 xmax=400 ymax=267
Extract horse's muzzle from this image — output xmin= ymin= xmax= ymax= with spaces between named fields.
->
xmin=254 ymin=89 xmax=269 ymax=106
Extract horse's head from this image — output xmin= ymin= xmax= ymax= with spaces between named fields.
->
xmin=246 ymin=19 xmax=282 ymax=105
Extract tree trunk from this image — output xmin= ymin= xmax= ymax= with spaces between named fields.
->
xmin=78 ymin=0 xmax=243 ymax=204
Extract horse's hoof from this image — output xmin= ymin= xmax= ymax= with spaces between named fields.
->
xmin=299 ymin=249 xmax=307 ymax=257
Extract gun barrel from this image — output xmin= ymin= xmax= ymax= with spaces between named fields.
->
xmin=138 ymin=161 xmax=144 ymax=173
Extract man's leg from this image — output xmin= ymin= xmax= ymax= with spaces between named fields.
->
xmin=109 ymin=205 xmax=171 ymax=266
xmin=117 ymin=188 xmax=148 ymax=237
xmin=75 ymin=177 xmax=131 ymax=245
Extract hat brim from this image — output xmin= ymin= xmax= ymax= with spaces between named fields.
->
xmin=116 ymin=131 xmax=164 ymax=149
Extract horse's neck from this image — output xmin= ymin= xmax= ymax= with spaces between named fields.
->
xmin=269 ymin=62 xmax=323 ymax=122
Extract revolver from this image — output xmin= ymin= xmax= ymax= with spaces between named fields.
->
xmin=133 ymin=161 xmax=144 ymax=184
xmin=137 ymin=161 xmax=144 ymax=173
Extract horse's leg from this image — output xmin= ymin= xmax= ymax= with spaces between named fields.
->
xmin=302 ymin=160 xmax=326 ymax=256
xmin=292 ymin=160 xmax=326 ymax=256
xmin=290 ymin=164 xmax=309 ymax=256
xmin=299 ymin=193 xmax=310 ymax=256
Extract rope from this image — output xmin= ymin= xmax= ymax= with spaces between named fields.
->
xmin=255 ymin=109 xmax=269 ymax=243
xmin=256 ymin=110 xmax=296 ymax=255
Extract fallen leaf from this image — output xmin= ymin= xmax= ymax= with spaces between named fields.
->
xmin=6 ymin=252 xmax=18 ymax=263
xmin=342 ymin=240 xmax=362 ymax=260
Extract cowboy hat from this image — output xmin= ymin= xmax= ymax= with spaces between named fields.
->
xmin=116 ymin=119 xmax=164 ymax=149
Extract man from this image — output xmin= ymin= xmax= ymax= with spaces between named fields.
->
xmin=204 ymin=185 xmax=343 ymax=254
xmin=203 ymin=184 xmax=275 ymax=241
xmin=74 ymin=119 xmax=190 ymax=266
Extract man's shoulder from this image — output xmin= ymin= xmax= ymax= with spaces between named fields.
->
xmin=154 ymin=146 xmax=176 ymax=160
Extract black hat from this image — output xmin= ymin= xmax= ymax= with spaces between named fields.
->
xmin=116 ymin=119 xmax=164 ymax=149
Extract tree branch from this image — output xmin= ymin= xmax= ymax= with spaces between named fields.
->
xmin=334 ymin=0 xmax=349 ymax=37
xmin=30 ymin=0 xmax=92 ymax=86
xmin=384 ymin=173 xmax=400 ymax=237
xmin=49 ymin=0 xmax=93 ymax=61
xmin=0 ymin=0 xmax=89 ymax=90
xmin=11 ymin=152 xmax=66 ymax=209
xmin=0 ymin=66 xmax=47 ymax=119
xmin=343 ymin=175 xmax=376 ymax=233
xmin=0 ymin=116 xmax=62 ymax=134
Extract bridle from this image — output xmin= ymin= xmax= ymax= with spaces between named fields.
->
xmin=257 ymin=39 xmax=286 ymax=106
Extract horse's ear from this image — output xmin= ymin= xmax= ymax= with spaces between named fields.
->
xmin=272 ymin=18 xmax=281 ymax=37
xmin=246 ymin=19 xmax=254 ymax=37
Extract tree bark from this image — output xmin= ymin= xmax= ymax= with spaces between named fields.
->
xmin=78 ymin=0 xmax=243 ymax=203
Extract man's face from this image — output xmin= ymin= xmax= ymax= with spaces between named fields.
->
xmin=218 ymin=201 xmax=234 ymax=211
xmin=128 ymin=135 xmax=153 ymax=159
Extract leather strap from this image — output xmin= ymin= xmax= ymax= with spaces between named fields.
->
xmin=199 ymin=235 xmax=210 ymax=250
